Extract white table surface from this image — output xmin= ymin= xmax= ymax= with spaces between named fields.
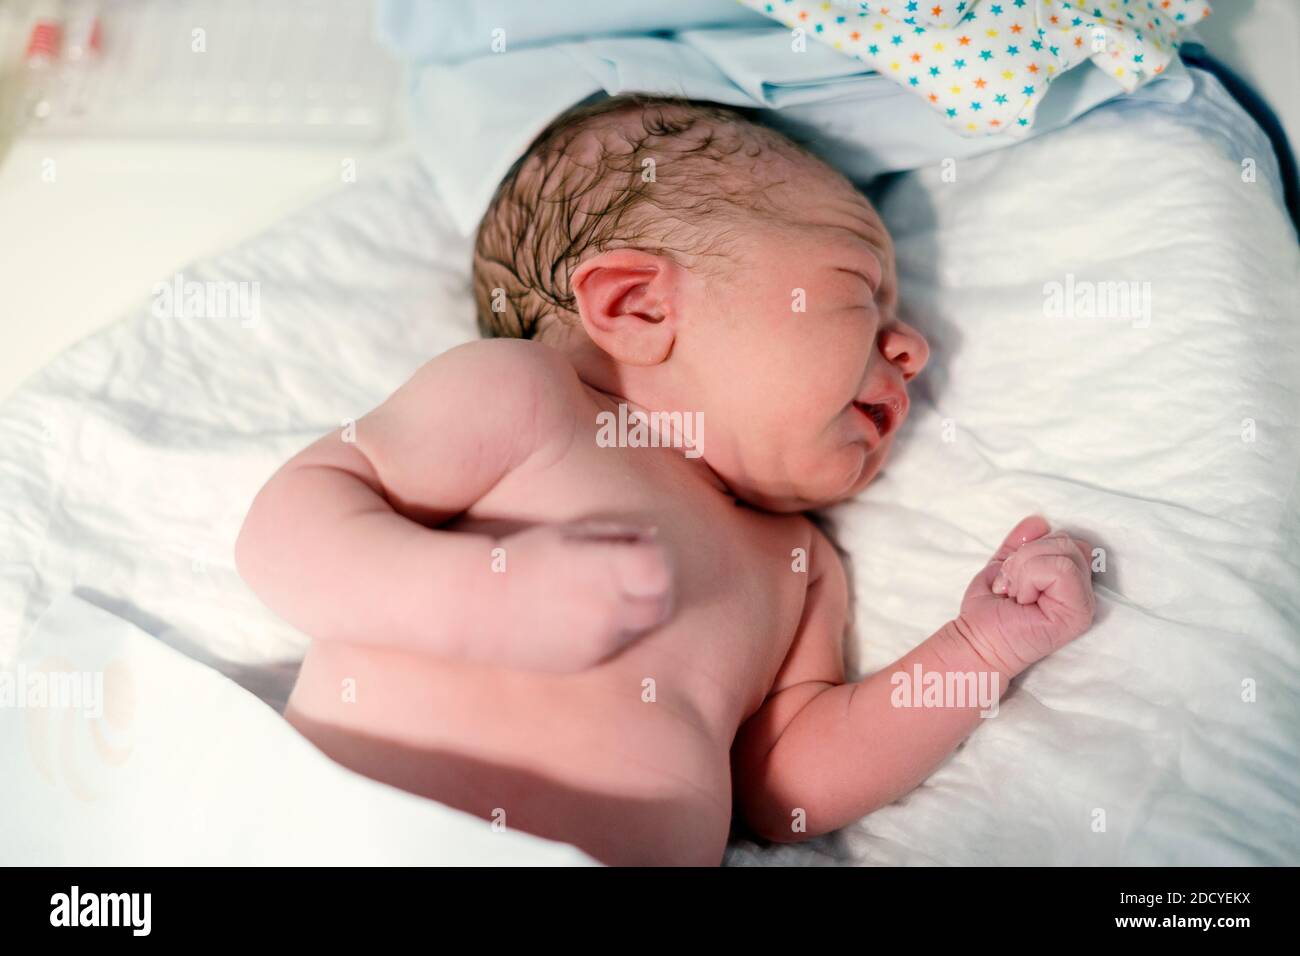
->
xmin=0 ymin=136 xmax=408 ymax=400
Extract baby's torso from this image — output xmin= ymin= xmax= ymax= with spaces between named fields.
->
xmin=286 ymin=389 xmax=821 ymax=865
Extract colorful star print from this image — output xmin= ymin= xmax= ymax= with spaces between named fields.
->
xmin=739 ymin=0 xmax=1212 ymax=136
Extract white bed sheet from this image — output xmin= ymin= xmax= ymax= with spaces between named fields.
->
xmin=0 ymin=593 xmax=595 ymax=865
xmin=1 ymin=68 xmax=1296 ymax=865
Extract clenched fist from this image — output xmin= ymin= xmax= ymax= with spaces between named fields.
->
xmin=956 ymin=516 xmax=1096 ymax=678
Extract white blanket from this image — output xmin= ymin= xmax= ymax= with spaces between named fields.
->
xmin=0 ymin=595 xmax=594 ymax=865
xmin=1 ymin=68 xmax=1296 ymax=865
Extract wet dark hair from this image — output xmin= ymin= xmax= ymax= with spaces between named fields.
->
xmin=471 ymin=93 xmax=814 ymax=340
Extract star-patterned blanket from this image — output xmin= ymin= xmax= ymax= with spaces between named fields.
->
xmin=738 ymin=0 xmax=1213 ymax=135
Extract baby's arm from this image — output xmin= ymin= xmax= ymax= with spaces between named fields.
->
xmin=235 ymin=339 xmax=673 ymax=672
xmin=733 ymin=517 xmax=1094 ymax=842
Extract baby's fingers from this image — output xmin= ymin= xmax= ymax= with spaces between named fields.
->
xmin=992 ymin=515 xmax=1051 ymax=563
xmin=994 ymin=532 xmax=1089 ymax=595
xmin=966 ymin=515 xmax=1051 ymax=602
xmin=1011 ymin=553 xmax=1096 ymax=628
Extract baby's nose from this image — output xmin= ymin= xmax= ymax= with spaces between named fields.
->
xmin=879 ymin=323 xmax=930 ymax=380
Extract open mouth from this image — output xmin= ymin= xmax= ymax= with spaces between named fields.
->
xmin=853 ymin=401 xmax=893 ymax=439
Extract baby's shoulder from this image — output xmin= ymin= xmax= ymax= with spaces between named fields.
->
xmin=419 ymin=338 xmax=581 ymax=393
xmin=415 ymin=338 xmax=587 ymax=420
xmin=786 ymin=514 xmax=848 ymax=593
xmin=390 ymin=339 xmax=587 ymax=468
xmin=740 ymin=509 xmax=845 ymax=590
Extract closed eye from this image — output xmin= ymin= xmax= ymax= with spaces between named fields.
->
xmin=834 ymin=265 xmax=880 ymax=297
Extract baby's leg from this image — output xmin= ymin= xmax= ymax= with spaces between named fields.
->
xmin=286 ymin=640 xmax=729 ymax=864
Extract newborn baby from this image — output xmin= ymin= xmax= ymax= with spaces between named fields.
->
xmin=236 ymin=95 xmax=1096 ymax=865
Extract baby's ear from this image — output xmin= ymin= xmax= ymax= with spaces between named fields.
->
xmin=570 ymin=249 xmax=680 ymax=366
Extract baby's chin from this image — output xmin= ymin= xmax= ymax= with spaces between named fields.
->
xmin=838 ymin=439 xmax=890 ymax=500
xmin=744 ymin=437 xmax=893 ymax=512
xmin=819 ymin=434 xmax=894 ymax=506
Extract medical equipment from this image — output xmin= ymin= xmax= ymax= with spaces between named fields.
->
xmin=0 ymin=0 xmax=398 ymax=142
xmin=17 ymin=0 xmax=63 ymax=125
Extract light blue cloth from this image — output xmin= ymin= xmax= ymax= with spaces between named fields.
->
xmin=379 ymin=1 xmax=1196 ymax=236
xmin=376 ymin=0 xmax=769 ymax=63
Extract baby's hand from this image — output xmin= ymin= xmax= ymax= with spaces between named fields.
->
xmin=491 ymin=520 xmax=674 ymax=672
xmin=955 ymin=516 xmax=1096 ymax=677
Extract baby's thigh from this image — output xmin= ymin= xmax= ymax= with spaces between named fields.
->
xmin=284 ymin=643 xmax=732 ymax=865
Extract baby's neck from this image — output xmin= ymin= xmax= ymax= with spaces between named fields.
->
xmin=580 ymin=382 xmax=736 ymax=501
xmin=556 ymin=337 xmax=738 ymax=502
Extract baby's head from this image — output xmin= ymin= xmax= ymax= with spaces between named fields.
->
xmin=473 ymin=95 xmax=928 ymax=512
